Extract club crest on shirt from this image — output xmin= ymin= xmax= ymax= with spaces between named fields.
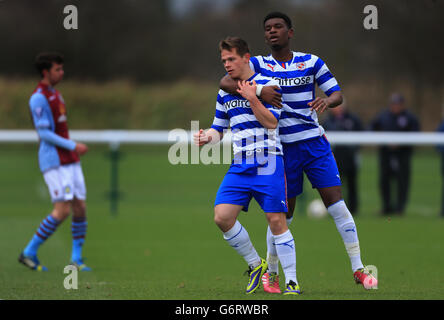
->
xmin=296 ymin=62 xmax=306 ymax=70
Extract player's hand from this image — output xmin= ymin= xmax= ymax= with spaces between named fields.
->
xmin=75 ymin=142 xmax=88 ymax=155
xmin=308 ymin=97 xmax=330 ymax=114
xmin=260 ymin=85 xmax=282 ymax=108
xmin=236 ymin=80 xmax=257 ymax=101
xmin=193 ymin=129 xmax=212 ymax=146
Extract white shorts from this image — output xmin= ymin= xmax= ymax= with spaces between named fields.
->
xmin=43 ymin=162 xmax=87 ymax=203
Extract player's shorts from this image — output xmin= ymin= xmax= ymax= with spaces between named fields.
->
xmin=214 ymin=155 xmax=288 ymax=213
xmin=43 ymin=162 xmax=86 ymax=203
xmin=283 ymin=135 xmax=341 ymax=198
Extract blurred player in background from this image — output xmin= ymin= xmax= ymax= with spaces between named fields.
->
xmin=19 ymin=52 xmax=91 ymax=271
xmin=322 ymin=99 xmax=363 ymax=214
xmin=220 ymin=12 xmax=377 ymax=291
xmin=370 ymin=93 xmax=420 ymax=215
xmin=194 ymin=37 xmax=301 ymax=295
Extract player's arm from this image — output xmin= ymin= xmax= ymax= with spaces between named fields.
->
xmin=193 ymin=128 xmax=223 ymax=146
xmin=309 ymin=55 xmax=343 ymax=113
xmin=30 ymin=94 xmax=88 ymax=155
xmin=194 ymin=91 xmax=228 ymax=146
xmin=220 ymin=75 xmax=282 ymax=109
xmin=37 ymin=129 xmax=88 ymax=155
xmin=308 ymin=90 xmax=343 ymax=114
xmin=237 ymin=80 xmax=278 ymax=129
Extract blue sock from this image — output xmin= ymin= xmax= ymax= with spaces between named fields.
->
xmin=71 ymin=217 xmax=87 ymax=262
xmin=24 ymin=214 xmax=60 ymax=257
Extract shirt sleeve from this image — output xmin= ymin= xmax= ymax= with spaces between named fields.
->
xmin=312 ymin=55 xmax=341 ymax=96
xmin=249 ymin=56 xmax=260 ymax=73
xmin=30 ymin=93 xmax=76 ymax=151
xmin=29 ymin=93 xmax=51 ymax=129
xmin=37 ymin=128 xmax=76 ymax=150
xmin=210 ymin=91 xmax=229 ymax=132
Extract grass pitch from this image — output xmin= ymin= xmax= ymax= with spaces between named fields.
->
xmin=0 ymin=145 xmax=443 ymax=300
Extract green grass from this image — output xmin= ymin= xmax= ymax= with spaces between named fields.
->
xmin=0 ymin=145 xmax=443 ymax=299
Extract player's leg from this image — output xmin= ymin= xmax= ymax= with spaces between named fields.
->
xmin=264 ymin=143 xmax=301 ymax=286
xmin=304 ymin=137 xmax=372 ymax=286
xmin=265 ymin=198 xmax=294 ymax=277
xmin=20 ymin=167 xmax=72 ymax=271
xmin=69 ymin=162 xmax=90 ymax=270
xmin=315 ymin=171 xmax=376 ymax=288
xmin=20 ymin=201 xmax=71 ymax=271
xmin=257 ymin=155 xmax=300 ymax=295
xmin=317 ymin=186 xmax=365 ymax=273
xmin=265 ymin=212 xmax=300 ymax=295
xmin=214 ymin=203 xmax=265 ymax=294
xmin=214 ymin=173 xmax=262 ymax=268
xmin=70 ymin=198 xmax=90 ymax=271
xmin=214 ymin=203 xmax=261 ymax=268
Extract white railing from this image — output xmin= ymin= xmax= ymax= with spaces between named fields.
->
xmin=0 ymin=130 xmax=443 ymax=146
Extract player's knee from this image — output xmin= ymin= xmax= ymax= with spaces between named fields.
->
xmin=213 ymin=208 xmax=224 ymax=228
xmin=214 ymin=207 xmax=233 ymax=230
xmin=320 ymin=186 xmax=342 ymax=208
xmin=52 ymin=202 xmax=71 ymax=220
xmin=266 ymin=213 xmax=287 ymax=234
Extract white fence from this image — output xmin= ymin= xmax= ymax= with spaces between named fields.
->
xmin=0 ymin=130 xmax=443 ymax=146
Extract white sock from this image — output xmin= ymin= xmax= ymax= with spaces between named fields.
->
xmin=266 ymin=226 xmax=279 ymax=274
xmin=223 ymin=220 xmax=261 ymax=268
xmin=266 ymin=216 xmax=294 ymax=275
xmin=327 ymin=200 xmax=364 ymax=272
xmin=273 ymin=229 xmax=297 ymax=284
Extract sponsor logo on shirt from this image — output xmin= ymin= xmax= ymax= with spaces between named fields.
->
xmin=224 ymin=99 xmax=250 ymax=110
xmin=273 ymin=75 xmax=313 ymax=87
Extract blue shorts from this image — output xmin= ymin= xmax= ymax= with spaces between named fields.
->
xmin=283 ymin=135 xmax=341 ymax=198
xmin=214 ymin=155 xmax=288 ymax=213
